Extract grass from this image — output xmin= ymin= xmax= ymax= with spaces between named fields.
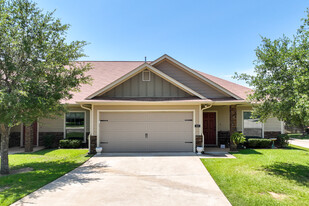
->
xmin=287 ymin=133 xmax=309 ymax=139
xmin=201 ymin=146 xmax=309 ymax=206
xmin=0 ymin=149 xmax=92 ymax=206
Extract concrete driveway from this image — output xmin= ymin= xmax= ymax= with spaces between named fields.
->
xmin=289 ymin=139 xmax=309 ymax=149
xmin=12 ymin=153 xmax=231 ymax=206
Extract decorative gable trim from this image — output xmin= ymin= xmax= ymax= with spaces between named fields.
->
xmin=86 ymin=63 xmax=206 ymax=100
xmin=151 ymin=54 xmax=242 ymax=100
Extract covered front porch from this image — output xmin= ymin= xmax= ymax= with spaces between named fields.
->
xmin=198 ymin=104 xmax=284 ymax=150
xmin=197 ymin=104 xmax=238 ymax=150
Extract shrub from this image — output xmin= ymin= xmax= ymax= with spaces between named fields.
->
xmin=247 ymin=138 xmax=272 ymax=148
xmin=247 ymin=138 xmax=259 ymax=148
xmin=275 ymin=134 xmax=289 ymax=148
xmin=59 ymin=139 xmax=82 ymax=148
xmin=43 ymin=134 xmax=56 ymax=148
xmin=231 ymin=132 xmax=246 ymax=146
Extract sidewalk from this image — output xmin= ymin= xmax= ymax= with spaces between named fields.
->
xmin=289 ymin=139 xmax=309 ymax=149
xmin=7 ymin=146 xmax=45 ymax=155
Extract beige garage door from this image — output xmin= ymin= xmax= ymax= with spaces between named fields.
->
xmin=99 ymin=112 xmax=193 ymax=152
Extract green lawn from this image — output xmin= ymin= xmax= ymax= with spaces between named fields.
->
xmin=288 ymin=133 xmax=309 ymax=139
xmin=0 ymin=149 xmax=92 ymax=206
xmin=201 ymin=146 xmax=309 ymax=206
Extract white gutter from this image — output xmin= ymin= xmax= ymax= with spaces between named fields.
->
xmin=201 ymin=104 xmax=213 ymax=149
xmin=80 ymin=104 xmax=92 ymax=153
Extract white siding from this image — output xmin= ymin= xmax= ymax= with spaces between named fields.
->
xmin=264 ymin=117 xmax=282 ymax=132
xmin=154 ymin=60 xmax=230 ymax=99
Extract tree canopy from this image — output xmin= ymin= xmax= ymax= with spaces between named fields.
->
xmin=235 ymin=9 xmax=309 ymax=131
xmin=0 ymin=0 xmax=92 ymax=174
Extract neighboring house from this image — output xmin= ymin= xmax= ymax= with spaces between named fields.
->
xmin=9 ymin=54 xmax=284 ymax=152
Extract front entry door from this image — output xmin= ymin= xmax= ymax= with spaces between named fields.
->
xmin=203 ymin=112 xmax=216 ymax=145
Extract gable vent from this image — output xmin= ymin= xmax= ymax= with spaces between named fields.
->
xmin=142 ymin=70 xmax=151 ymax=81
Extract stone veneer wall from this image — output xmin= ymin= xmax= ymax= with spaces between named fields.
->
xmin=218 ymin=131 xmax=230 ymax=147
xmin=230 ymin=105 xmax=237 ymax=134
xmin=38 ymin=132 xmax=89 ymax=148
xmin=217 ymin=131 xmax=282 ymax=148
xmin=9 ymin=132 xmax=21 ymax=147
xmin=39 ymin=132 xmax=64 ymax=148
xmin=195 ymin=135 xmax=203 ymax=147
xmin=264 ymin=131 xmax=281 ymax=138
xmin=89 ymin=136 xmax=97 ymax=154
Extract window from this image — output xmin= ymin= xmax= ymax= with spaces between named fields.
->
xmin=142 ymin=70 xmax=151 ymax=81
xmin=65 ymin=112 xmax=86 ymax=142
xmin=243 ymin=111 xmax=263 ymax=138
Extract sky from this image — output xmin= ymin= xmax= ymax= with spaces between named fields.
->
xmin=34 ymin=0 xmax=309 ymax=87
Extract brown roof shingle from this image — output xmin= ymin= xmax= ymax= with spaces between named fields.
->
xmin=63 ymin=61 xmax=252 ymax=104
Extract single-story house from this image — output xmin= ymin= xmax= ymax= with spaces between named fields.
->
xmin=9 ymin=54 xmax=284 ymax=152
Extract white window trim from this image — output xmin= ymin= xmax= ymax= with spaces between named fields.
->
xmin=142 ymin=70 xmax=151 ymax=81
xmin=242 ymin=110 xmax=264 ymax=138
xmin=64 ymin=111 xmax=87 ymax=143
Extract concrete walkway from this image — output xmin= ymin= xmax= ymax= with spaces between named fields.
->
xmin=289 ymin=139 xmax=309 ymax=149
xmin=8 ymin=146 xmax=45 ymax=155
xmin=0 ymin=146 xmax=45 ymax=157
xmin=12 ymin=153 xmax=231 ymax=206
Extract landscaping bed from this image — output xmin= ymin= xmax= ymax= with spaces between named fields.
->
xmin=201 ymin=145 xmax=309 ymax=206
xmin=0 ymin=149 xmax=92 ymax=206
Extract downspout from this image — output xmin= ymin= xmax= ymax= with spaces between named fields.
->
xmin=201 ymin=104 xmax=213 ymax=148
xmin=80 ymin=104 xmax=92 ymax=153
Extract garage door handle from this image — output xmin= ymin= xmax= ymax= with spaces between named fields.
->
xmin=145 ymin=133 xmax=148 ymax=138
xmin=185 ymin=141 xmax=193 ymax=143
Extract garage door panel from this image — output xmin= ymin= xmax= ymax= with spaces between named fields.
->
xmin=147 ymin=122 xmax=192 ymax=132
xmin=101 ymin=141 xmax=149 ymax=153
xmin=100 ymin=112 xmax=147 ymax=122
xmin=100 ymin=122 xmax=148 ymax=132
xmin=102 ymin=132 xmax=145 ymax=141
xmin=149 ymin=132 xmax=193 ymax=141
xmin=148 ymin=112 xmax=192 ymax=122
xmin=148 ymin=141 xmax=193 ymax=152
xmin=99 ymin=111 xmax=193 ymax=152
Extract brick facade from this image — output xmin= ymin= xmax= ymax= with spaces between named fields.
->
xmin=218 ymin=131 xmax=230 ymax=147
xmin=39 ymin=132 xmax=64 ymax=148
xmin=264 ymin=131 xmax=281 ymax=138
xmin=24 ymin=125 xmax=33 ymax=152
xmin=9 ymin=132 xmax=20 ymax=147
xmin=229 ymin=105 xmax=237 ymax=134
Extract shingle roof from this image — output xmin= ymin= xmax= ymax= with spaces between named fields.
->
xmin=63 ymin=61 xmax=145 ymax=104
xmin=194 ymin=70 xmax=252 ymax=100
xmin=63 ymin=61 xmax=252 ymax=104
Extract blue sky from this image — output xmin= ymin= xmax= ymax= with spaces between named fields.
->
xmin=35 ymin=0 xmax=309 ymax=87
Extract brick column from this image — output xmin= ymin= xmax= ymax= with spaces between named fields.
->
xmin=230 ymin=105 xmax=237 ymax=149
xmin=24 ymin=124 xmax=33 ymax=152
xmin=89 ymin=136 xmax=97 ymax=154
xmin=195 ymin=135 xmax=203 ymax=147
xmin=230 ymin=105 xmax=237 ymax=134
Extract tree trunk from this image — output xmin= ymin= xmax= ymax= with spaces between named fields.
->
xmin=24 ymin=124 xmax=33 ymax=152
xmin=0 ymin=124 xmax=11 ymax=175
xmin=300 ymin=125 xmax=306 ymax=136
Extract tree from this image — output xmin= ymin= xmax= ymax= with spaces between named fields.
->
xmin=0 ymin=0 xmax=92 ymax=174
xmin=235 ymin=9 xmax=309 ymax=135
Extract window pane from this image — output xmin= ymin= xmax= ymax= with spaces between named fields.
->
xmin=66 ymin=112 xmax=85 ymax=127
xmin=66 ymin=129 xmax=84 ymax=140
xmin=243 ymin=112 xmax=262 ymax=138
